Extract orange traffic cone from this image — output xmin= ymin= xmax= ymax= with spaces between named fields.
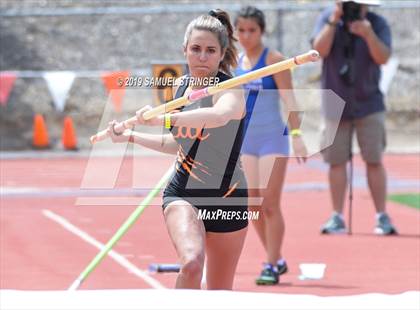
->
xmin=62 ymin=116 xmax=78 ymax=150
xmin=32 ymin=114 xmax=50 ymax=149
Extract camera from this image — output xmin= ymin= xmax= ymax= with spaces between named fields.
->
xmin=342 ymin=1 xmax=362 ymax=23
xmin=339 ymin=1 xmax=360 ymax=85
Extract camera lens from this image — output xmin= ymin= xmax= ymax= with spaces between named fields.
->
xmin=343 ymin=2 xmax=362 ymax=23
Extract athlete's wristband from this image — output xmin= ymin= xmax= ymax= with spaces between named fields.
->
xmin=128 ymin=133 xmax=135 ymax=143
xmin=112 ymin=123 xmax=123 ymax=136
xmin=164 ymin=113 xmax=171 ymax=129
xmin=290 ymin=128 xmax=302 ymax=137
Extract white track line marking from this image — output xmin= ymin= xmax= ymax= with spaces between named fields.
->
xmin=42 ymin=209 xmax=165 ymax=289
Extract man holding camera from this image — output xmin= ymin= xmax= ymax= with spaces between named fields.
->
xmin=311 ymin=0 xmax=397 ymax=235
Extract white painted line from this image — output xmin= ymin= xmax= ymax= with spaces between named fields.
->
xmin=2 ymin=289 xmax=419 ymax=310
xmin=42 ymin=209 xmax=165 ymax=289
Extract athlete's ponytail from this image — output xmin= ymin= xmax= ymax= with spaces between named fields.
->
xmin=208 ymin=9 xmax=238 ymax=75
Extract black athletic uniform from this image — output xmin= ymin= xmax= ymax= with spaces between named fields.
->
xmin=162 ymin=71 xmax=248 ymax=232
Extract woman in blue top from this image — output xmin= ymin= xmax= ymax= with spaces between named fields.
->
xmin=235 ymin=6 xmax=307 ymax=285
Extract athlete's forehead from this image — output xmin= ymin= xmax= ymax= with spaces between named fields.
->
xmin=235 ymin=17 xmax=260 ymax=28
xmin=187 ymin=29 xmax=220 ymax=49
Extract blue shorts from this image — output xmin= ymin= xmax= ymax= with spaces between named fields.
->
xmin=241 ymin=125 xmax=290 ymax=157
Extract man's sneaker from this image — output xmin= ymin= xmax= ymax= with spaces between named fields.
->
xmin=277 ymin=260 xmax=288 ymax=276
xmin=321 ymin=214 xmax=346 ymax=234
xmin=374 ymin=213 xmax=398 ymax=235
xmin=256 ymin=263 xmax=279 ymax=285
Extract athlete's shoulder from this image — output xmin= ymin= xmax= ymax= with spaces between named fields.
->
xmin=174 ymin=75 xmax=190 ymax=87
xmin=213 ymin=71 xmax=243 ymax=102
xmin=266 ymin=49 xmax=285 ymax=66
xmin=217 ymin=71 xmax=232 ymax=79
xmin=172 ymin=75 xmax=189 ymax=97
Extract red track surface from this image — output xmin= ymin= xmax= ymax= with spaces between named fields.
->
xmin=1 ymin=154 xmax=419 ymax=296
